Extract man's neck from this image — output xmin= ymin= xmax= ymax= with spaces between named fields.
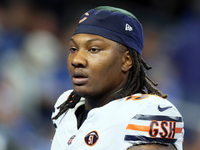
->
xmin=84 ymin=88 xmax=123 ymax=110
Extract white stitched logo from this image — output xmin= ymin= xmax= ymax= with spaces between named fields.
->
xmin=125 ymin=23 xmax=133 ymax=31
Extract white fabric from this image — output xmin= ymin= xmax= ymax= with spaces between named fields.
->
xmin=51 ymin=90 xmax=184 ymax=150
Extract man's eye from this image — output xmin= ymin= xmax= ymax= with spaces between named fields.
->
xmin=89 ymin=48 xmax=100 ymax=52
xmin=70 ymin=48 xmax=77 ymax=52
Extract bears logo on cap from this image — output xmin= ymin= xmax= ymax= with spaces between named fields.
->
xmin=79 ymin=12 xmax=89 ymax=23
xmin=84 ymin=131 xmax=99 ymax=146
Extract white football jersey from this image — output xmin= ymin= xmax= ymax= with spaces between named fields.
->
xmin=51 ymin=90 xmax=184 ymax=150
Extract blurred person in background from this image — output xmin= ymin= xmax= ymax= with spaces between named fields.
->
xmin=0 ymin=0 xmax=72 ymax=149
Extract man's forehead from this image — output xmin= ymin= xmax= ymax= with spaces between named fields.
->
xmin=70 ymin=34 xmax=117 ymax=45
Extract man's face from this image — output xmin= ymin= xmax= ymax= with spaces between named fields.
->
xmin=68 ymin=34 xmax=126 ymax=99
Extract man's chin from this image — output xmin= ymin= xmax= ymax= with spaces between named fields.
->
xmin=73 ymin=88 xmax=96 ymax=99
xmin=73 ymin=88 xmax=88 ymax=97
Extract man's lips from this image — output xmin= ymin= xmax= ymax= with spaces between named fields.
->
xmin=72 ymin=71 xmax=88 ymax=85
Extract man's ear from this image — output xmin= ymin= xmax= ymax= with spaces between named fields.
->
xmin=122 ymin=51 xmax=133 ymax=72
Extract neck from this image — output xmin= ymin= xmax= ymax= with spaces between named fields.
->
xmin=84 ymin=80 xmax=127 ymax=110
xmin=84 ymin=89 xmax=122 ymax=110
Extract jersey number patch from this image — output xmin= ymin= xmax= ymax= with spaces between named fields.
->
xmin=84 ymin=131 xmax=99 ymax=146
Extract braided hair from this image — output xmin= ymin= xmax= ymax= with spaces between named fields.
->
xmin=53 ymin=46 xmax=167 ymax=120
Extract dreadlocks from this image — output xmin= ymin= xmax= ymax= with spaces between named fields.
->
xmin=125 ymin=47 xmax=168 ymax=98
xmin=52 ymin=47 xmax=167 ymax=120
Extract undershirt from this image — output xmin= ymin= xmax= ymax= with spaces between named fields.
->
xmin=75 ymin=105 xmax=90 ymax=129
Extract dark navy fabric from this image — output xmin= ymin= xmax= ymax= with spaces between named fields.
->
xmin=125 ymin=135 xmax=177 ymax=144
xmin=74 ymin=8 xmax=144 ymax=55
xmin=132 ymin=114 xmax=183 ymax=122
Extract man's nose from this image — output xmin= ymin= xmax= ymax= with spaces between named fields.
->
xmin=71 ymin=50 xmax=87 ymax=68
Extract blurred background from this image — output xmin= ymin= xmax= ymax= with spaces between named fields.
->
xmin=0 ymin=0 xmax=199 ymax=149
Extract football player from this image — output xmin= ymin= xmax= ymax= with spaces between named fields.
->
xmin=51 ymin=6 xmax=184 ymax=150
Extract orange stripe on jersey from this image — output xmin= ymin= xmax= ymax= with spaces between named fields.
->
xmin=126 ymin=124 xmax=149 ymax=132
xmin=125 ymin=94 xmax=149 ymax=101
xmin=126 ymin=124 xmax=182 ymax=133
xmin=175 ymin=127 xmax=183 ymax=133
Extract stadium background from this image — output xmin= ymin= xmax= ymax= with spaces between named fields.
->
xmin=0 ymin=0 xmax=200 ymax=149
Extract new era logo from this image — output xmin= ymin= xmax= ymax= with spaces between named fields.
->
xmin=125 ymin=23 xmax=133 ymax=31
